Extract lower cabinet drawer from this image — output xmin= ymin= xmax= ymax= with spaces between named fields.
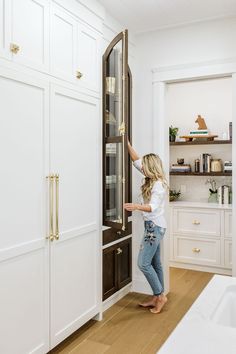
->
xmin=174 ymin=236 xmax=221 ymax=266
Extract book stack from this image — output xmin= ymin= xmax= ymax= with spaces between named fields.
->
xmin=200 ymin=153 xmax=211 ymax=173
xmin=189 ymin=129 xmax=209 ymax=136
xmin=171 ymin=164 xmax=191 ymax=173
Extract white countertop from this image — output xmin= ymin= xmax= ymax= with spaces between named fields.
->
xmin=169 ymin=201 xmax=232 ymax=210
xmin=158 ymin=275 xmax=236 ymax=354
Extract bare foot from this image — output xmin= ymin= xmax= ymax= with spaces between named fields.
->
xmin=150 ymin=295 xmax=168 ymax=314
xmin=139 ymin=296 xmax=158 ymax=308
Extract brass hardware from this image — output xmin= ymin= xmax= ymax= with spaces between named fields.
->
xmin=192 ymin=248 xmax=201 ymax=253
xmin=192 ymin=220 xmax=200 ymax=225
xmin=10 ymin=43 xmax=20 ymax=54
xmin=117 ymin=247 xmax=123 ymax=255
xmin=119 ymin=122 xmax=126 ymax=136
xmin=46 ymin=175 xmax=55 ymax=241
xmin=55 ymin=174 xmax=59 ymax=240
xmin=76 ymin=70 xmax=83 ymax=79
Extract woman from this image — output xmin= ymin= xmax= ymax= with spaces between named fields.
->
xmin=124 ymin=141 xmax=168 ymax=314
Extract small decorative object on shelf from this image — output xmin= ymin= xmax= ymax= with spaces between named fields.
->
xmin=180 ymin=115 xmax=218 ymax=142
xmin=224 ymin=161 xmax=232 ymax=172
xmin=194 ymin=158 xmax=200 ymax=173
xmin=169 ymin=189 xmax=181 ymax=202
xmin=211 ymin=159 xmax=222 ymax=172
xmin=229 ymin=122 xmax=232 ymax=141
xmin=169 ymin=125 xmax=179 ymax=142
xmin=205 ymin=178 xmax=217 ymax=203
xmin=217 ymin=185 xmax=231 ymax=204
xmin=177 ymin=158 xmax=184 ymax=165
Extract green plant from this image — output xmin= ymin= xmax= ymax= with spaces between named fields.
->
xmin=169 ymin=125 xmax=179 ymax=137
xmin=169 ymin=189 xmax=181 ymax=202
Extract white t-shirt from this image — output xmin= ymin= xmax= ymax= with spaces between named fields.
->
xmin=133 ymin=159 xmax=167 ymax=228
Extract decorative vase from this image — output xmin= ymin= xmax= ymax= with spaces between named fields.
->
xmin=208 ymin=191 xmax=217 ymax=203
xmin=169 ymin=135 xmax=176 ymax=142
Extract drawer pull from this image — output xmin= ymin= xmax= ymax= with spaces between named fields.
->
xmin=76 ymin=70 xmax=83 ymax=79
xmin=10 ymin=43 xmax=20 ymax=54
xmin=117 ymin=247 xmax=123 ymax=255
xmin=192 ymin=248 xmax=201 ymax=253
xmin=192 ymin=220 xmax=200 ymax=225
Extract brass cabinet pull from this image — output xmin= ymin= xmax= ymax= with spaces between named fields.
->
xmin=117 ymin=247 xmax=123 ymax=255
xmin=55 ymin=174 xmax=59 ymax=240
xmin=46 ymin=174 xmax=55 ymax=241
xmin=192 ymin=220 xmax=200 ymax=225
xmin=192 ymin=248 xmax=201 ymax=253
xmin=76 ymin=70 xmax=83 ymax=79
xmin=10 ymin=43 xmax=20 ymax=54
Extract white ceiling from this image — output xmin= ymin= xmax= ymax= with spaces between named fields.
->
xmin=98 ymin=0 xmax=236 ymax=33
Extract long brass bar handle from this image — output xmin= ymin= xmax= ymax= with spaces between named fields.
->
xmin=46 ymin=174 xmax=55 ymax=241
xmin=54 ymin=174 xmax=59 ymax=240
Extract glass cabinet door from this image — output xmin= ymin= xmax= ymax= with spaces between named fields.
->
xmin=103 ymin=30 xmax=129 ymax=231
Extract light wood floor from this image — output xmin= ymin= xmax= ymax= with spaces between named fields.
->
xmin=49 ymin=268 xmax=213 ymax=354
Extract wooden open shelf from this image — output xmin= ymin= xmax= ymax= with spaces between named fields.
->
xmin=170 ymin=139 xmax=232 ymax=146
xmin=170 ymin=171 xmax=232 ymax=176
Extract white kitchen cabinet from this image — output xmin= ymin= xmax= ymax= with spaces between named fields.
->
xmin=0 ymin=68 xmax=50 ymax=354
xmin=50 ymin=85 xmax=100 ymax=347
xmin=0 ymin=0 xmax=49 ymax=71
xmin=0 ymin=0 xmax=11 ymax=59
xmin=170 ymin=203 xmax=232 ymax=274
xmin=77 ymin=23 xmax=101 ymax=91
xmin=50 ymin=4 xmax=77 ymax=82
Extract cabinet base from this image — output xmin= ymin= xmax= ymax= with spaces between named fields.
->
xmin=102 ymin=283 xmax=132 ymax=312
xmin=170 ymin=261 xmax=232 ymax=275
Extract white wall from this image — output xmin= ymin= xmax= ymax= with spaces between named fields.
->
xmin=168 ymin=77 xmax=232 ymax=202
xmin=132 ymin=17 xmax=236 ymax=294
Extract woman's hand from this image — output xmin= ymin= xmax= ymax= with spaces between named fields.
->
xmin=124 ymin=203 xmax=138 ymax=211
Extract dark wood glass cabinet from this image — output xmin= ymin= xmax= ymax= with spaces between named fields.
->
xmin=102 ymin=30 xmax=132 ymax=300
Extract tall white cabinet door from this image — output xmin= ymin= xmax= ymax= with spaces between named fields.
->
xmin=50 ymin=85 xmax=101 ymax=348
xmin=0 ymin=68 xmax=49 ymax=354
xmin=76 ymin=23 xmax=100 ymax=92
xmin=11 ymin=0 xmax=49 ymax=72
xmin=0 ymin=0 xmax=11 ymax=59
xmin=50 ymin=5 xmax=77 ymax=82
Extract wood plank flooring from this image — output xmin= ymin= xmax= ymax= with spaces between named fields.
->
xmin=49 ymin=268 xmax=213 ymax=354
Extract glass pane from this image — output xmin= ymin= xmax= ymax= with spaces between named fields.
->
xmin=105 ymin=40 xmax=123 ymax=137
xmin=105 ymin=143 xmax=123 ymax=223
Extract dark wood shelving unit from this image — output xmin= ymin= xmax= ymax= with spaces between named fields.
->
xmin=170 ymin=171 xmax=232 ymax=176
xmin=170 ymin=139 xmax=232 ymax=146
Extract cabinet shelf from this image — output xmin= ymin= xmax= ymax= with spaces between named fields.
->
xmin=170 ymin=139 xmax=232 ymax=146
xmin=170 ymin=171 xmax=232 ymax=176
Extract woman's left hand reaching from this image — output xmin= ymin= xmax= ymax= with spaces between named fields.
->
xmin=124 ymin=203 xmax=137 ymax=211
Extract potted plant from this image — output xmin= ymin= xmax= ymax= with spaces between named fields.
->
xmin=169 ymin=125 xmax=179 ymax=142
xmin=169 ymin=189 xmax=181 ymax=202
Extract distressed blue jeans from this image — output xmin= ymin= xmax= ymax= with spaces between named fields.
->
xmin=138 ymin=221 xmax=166 ymax=296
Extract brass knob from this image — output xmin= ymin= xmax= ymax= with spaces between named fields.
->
xmin=192 ymin=248 xmax=201 ymax=253
xmin=192 ymin=220 xmax=200 ymax=225
xmin=117 ymin=247 xmax=123 ymax=255
xmin=76 ymin=71 xmax=83 ymax=79
xmin=10 ymin=43 xmax=20 ymax=54
xmin=46 ymin=234 xmax=54 ymax=242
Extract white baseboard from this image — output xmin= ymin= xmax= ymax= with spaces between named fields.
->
xmin=102 ymin=283 xmax=132 ymax=312
xmin=170 ymin=261 xmax=232 ymax=275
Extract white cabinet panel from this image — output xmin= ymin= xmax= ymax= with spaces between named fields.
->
xmin=0 ymin=68 xmax=49 ymax=354
xmin=0 ymin=70 xmax=48 ymax=249
xmin=0 ymin=249 xmax=49 ymax=354
xmin=11 ymin=0 xmax=49 ymax=71
xmin=174 ymin=236 xmax=221 ymax=266
xmin=0 ymin=0 xmax=11 ymax=59
xmin=173 ymin=208 xmax=221 ymax=237
xmin=77 ymin=23 xmax=100 ymax=91
xmin=50 ymin=5 xmax=77 ymax=82
xmin=224 ymin=211 xmax=232 ymax=238
xmin=224 ymin=240 xmax=232 ymax=268
xmin=50 ymin=85 xmax=100 ymax=347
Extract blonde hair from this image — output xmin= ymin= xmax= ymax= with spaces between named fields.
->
xmin=141 ymin=153 xmax=168 ymax=202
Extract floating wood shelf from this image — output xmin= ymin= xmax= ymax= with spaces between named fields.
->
xmin=170 ymin=171 xmax=232 ymax=176
xmin=170 ymin=140 xmax=232 ymax=146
